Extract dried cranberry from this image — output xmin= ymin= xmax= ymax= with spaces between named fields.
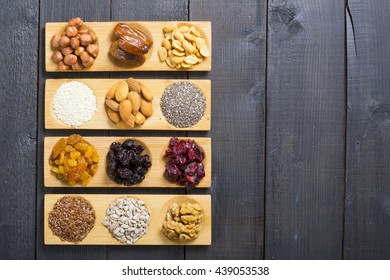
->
xmin=163 ymin=137 xmax=206 ymax=190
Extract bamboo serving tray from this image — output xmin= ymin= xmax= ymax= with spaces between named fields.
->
xmin=45 ymin=21 xmax=212 ymax=72
xmin=45 ymin=79 xmax=211 ymax=131
xmin=44 ymin=136 xmax=211 ymax=188
xmin=44 ymin=194 xmax=211 ymax=245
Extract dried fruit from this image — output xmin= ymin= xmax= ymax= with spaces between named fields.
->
xmin=163 ymin=137 xmax=206 ymax=190
xmin=49 ymin=134 xmax=99 ymax=186
xmin=106 ymin=140 xmax=152 ymax=186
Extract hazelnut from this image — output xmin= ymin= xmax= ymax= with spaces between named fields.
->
xmin=65 ymin=26 xmax=78 ymax=37
xmin=51 ymin=34 xmax=61 ymax=48
xmin=58 ymin=61 xmax=70 ymax=71
xmin=78 ymin=25 xmax=89 ymax=34
xmin=61 ymin=46 xmax=73 ymax=56
xmin=74 ymin=46 xmax=85 ymax=56
xmin=68 ymin=17 xmax=83 ymax=28
xmin=79 ymin=51 xmax=91 ymax=63
xmin=70 ymin=37 xmax=80 ymax=50
xmin=79 ymin=34 xmax=92 ymax=46
xmin=63 ymin=54 xmax=78 ymax=65
xmin=51 ymin=51 xmax=63 ymax=63
xmin=82 ymin=57 xmax=95 ymax=68
xmin=59 ymin=35 xmax=70 ymax=47
xmin=86 ymin=44 xmax=99 ymax=58
xmin=71 ymin=59 xmax=84 ymax=70
xmin=90 ymin=32 xmax=98 ymax=43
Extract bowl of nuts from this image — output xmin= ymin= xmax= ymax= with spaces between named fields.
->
xmin=50 ymin=17 xmax=99 ymax=70
xmin=159 ymin=22 xmax=210 ymax=70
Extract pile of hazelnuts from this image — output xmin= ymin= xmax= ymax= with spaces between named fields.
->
xmin=51 ymin=17 xmax=99 ymax=70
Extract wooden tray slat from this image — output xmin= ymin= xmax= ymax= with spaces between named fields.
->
xmin=44 ymin=136 xmax=211 ymax=188
xmin=45 ymin=21 xmax=211 ymax=72
xmin=45 ymin=79 xmax=211 ymax=131
xmin=44 ymin=194 xmax=211 ymax=245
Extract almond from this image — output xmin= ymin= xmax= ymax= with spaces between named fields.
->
xmin=135 ymin=112 xmax=146 ymax=125
xmin=140 ymin=85 xmax=153 ymax=102
xmin=105 ymin=99 xmax=119 ymax=111
xmin=106 ymin=82 xmax=120 ymax=99
xmin=115 ymin=81 xmax=129 ymax=101
xmin=124 ymin=114 xmax=135 ymax=127
xmin=115 ymin=120 xmax=129 ymax=129
xmin=128 ymin=91 xmax=141 ymax=114
xmin=126 ymin=77 xmax=141 ymax=93
xmin=107 ymin=107 xmax=121 ymax=123
xmin=119 ymin=100 xmax=132 ymax=122
xmin=140 ymin=99 xmax=153 ymax=117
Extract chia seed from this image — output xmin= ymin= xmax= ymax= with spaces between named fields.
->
xmin=160 ymin=81 xmax=206 ymax=128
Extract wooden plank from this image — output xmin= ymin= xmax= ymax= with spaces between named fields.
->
xmin=44 ymin=136 xmax=211 ymax=188
xmin=344 ymin=0 xmax=390 ymax=259
xmin=45 ymin=21 xmax=211 ymax=72
xmin=44 ymin=194 xmax=211 ymax=245
xmin=0 ymin=0 xmax=38 ymax=260
xmin=265 ymin=0 xmax=345 ymax=259
xmin=37 ymin=0 xmax=111 ymax=260
xmin=107 ymin=0 xmax=189 ymax=260
xmin=186 ymin=0 xmax=266 ymax=259
xmin=45 ymin=78 xmax=211 ymax=131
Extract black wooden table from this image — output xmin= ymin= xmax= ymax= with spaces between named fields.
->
xmin=1 ymin=0 xmax=389 ymax=260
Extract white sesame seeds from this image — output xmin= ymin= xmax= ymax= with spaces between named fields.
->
xmin=53 ymin=81 xmax=97 ymax=128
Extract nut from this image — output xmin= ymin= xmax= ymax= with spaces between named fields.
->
xmin=115 ymin=81 xmax=129 ymax=101
xmin=59 ymin=35 xmax=70 ymax=47
xmin=63 ymin=54 xmax=77 ymax=65
xmin=71 ymin=59 xmax=84 ymax=70
xmin=163 ymin=23 xmax=178 ymax=33
xmin=90 ymin=32 xmax=98 ymax=43
xmin=126 ymin=77 xmax=141 ymax=93
xmin=65 ymin=26 xmax=78 ymax=37
xmin=199 ymin=44 xmax=209 ymax=57
xmin=162 ymin=38 xmax=172 ymax=50
xmin=58 ymin=61 xmax=70 ymax=70
xmin=70 ymin=37 xmax=80 ymax=49
xmin=140 ymin=86 xmax=153 ymax=102
xmin=119 ymin=100 xmax=132 ymax=122
xmin=51 ymin=35 xmax=61 ymax=48
xmin=140 ymin=99 xmax=153 ymax=117
xmin=51 ymin=51 xmax=63 ymax=63
xmin=61 ymin=46 xmax=73 ymax=56
xmin=172 ymin=40 xmax=184 ymax=52
xmin=68 ymin=17 xmax=83 ymax=27
xmin=124 ymin=113 xmax=135 ymax=127
xmin=86 ymin=44 xmax=99 ymax=58
xmin=78 ymin=25 xmax=89 ymax=34
xmin=179 ymin=25 xmax=190 ymax=33
xmin=173 ymin=29 xmax=185 ymax=42
xmin=172 ymin=49 xmax=185 ymax=57
xmin=82 ymin=57 xmax=94 ymax=68
xmin=134 ymin=112 xmax=146 ymax=125
xmin=105 ymin=99 xmax=120 ymax=111
xmin=128 ymin=91 xmax=141 ymax=114
xmin=182 ymin=40 xmax=195 ymax=55
xmin=106 ymin=82 xmax=120 ymax=99
xmin=80 ymin=34 xmax=92 ymax=46
xmin=184 ymin=55 xmax=198 ymax=65
xmin=79 ymin=51 xmax=91 ymax=63
xmin=189 ymin=26 xmax=201 ymax=37
xmin=158 ymin=46 xmax=167 ymax=61
xmin=161 ymin=202 xmax=203 ymax=242
xmin=183 ymin=33 xmax=197 ymax=42
xmin=107 ymin=108 xmax=121 ymax=123
xmin=74 ymin=46 xmax=85 ymax=56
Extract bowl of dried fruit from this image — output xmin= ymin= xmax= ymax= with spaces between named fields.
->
xmin=50 ymin=17 xmax=99 ymax=70
xmin=109 ymin=22 xmax=154 ymax=67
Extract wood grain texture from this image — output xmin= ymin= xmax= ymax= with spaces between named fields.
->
xmin=45 ymin=79 xmax=211 ymax=130
xmin=45 ymin=21 xmax=211 ymax=72
xmin=265 ymin=0 xmax=345 ymax=259
xmin=344 ymin=0 xmax=390 ymax=260
xmin=44 ymin=194 xmax=211 ymax=245
xmin=107 ymin=0 xmax=189 ymax=260
xmin=187 ymin=0 xmax=266 ymax=259
xmin=0 ymin=0 xmax=38 ymax=260
xmin=44 ymin=136 xmax=211 ymax=188
xmin=37 ymin=0 xmax=111 ymax=260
